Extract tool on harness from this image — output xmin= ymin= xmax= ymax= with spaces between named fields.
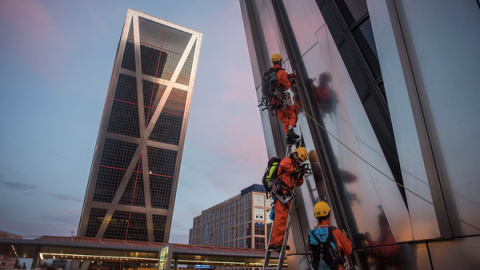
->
xmin=271 ymin=181 xmax=295 ymax=204
xmin=293 ymin=163 xmax=311 ymax=180
xmin=258 ymin=68 xmax=287 ymax=115
xmin=308 ymin=226 xmax=346 ymax=270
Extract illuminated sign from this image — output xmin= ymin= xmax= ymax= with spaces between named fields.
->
xmin=158 ymin=246 xmax=169 ymax=270
xmin=194 ymin=265 xmax=211 ymax=269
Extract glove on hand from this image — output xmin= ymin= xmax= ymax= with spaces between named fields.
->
xmin=296 ymin=178 xmax=304 ymax=186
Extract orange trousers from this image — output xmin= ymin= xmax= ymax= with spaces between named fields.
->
xmin=270 ymin=199 xmax=290 ymax=246
xmin=277 ymin=105 xmax=298 ymax=133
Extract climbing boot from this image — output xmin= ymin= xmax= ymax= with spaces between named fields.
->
xmin=287 ymin=129 xmax=300 ymax=140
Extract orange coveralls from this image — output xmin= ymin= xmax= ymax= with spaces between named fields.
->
xmin=273 ymin=64 xmax=298 ymax=133
xmin=270 ymin=157 xmax=304 ymax=246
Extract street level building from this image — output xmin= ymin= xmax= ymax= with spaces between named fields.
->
xmin=189 ymin=184 xmax=273 ymax=250
xmin=0 ymin=231 xmax=22 ymax=270
xmin=78 ymin=8 xmax=202 ymax=243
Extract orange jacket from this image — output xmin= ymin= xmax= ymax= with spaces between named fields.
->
xmin=278 ymin=157 xmax=304 ymax=188
xmin=369 ymin=227 xmax=400 ymax=257
xmin=317 ymin=220 xmax=352 ymax=256
xmin=273 ymin=64 xmax=291 ymax=90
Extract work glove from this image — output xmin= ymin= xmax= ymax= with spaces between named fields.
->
xmin=296 ymin=178 xmax=304 ymax=186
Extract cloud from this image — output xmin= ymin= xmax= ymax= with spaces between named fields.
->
xmin=0 ymin=1 xmax=71 ymax=80
xmin=47 ymin=193 xmax=83 ymax=202
xmin=0 ymin=180 xmax=37 ymax=191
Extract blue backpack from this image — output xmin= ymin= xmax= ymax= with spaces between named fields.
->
xmin=308 ymin=226 xmax=343 ymax=270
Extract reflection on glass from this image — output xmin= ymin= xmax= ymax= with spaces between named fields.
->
xmin=335 ymin=0 xmax=369 ymax=26
xmin=308 ymin=72 xmax=339 ymax=119
xmin=355 ymin=209 xmax=419 ymax=269
xmin=352 ymin=19 xmax=381 ymax=78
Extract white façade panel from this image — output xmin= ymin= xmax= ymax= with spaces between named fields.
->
xmin=366 ymin=0 xmax=441 ymax=240
xmin=307 ymin=25 xmax=413 ymax=242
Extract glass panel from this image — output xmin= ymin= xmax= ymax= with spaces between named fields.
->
xmin=283 ymin=0 xmax=325 ymax=56
xmin=246 ymin=237 xmax=252 ymax=248
xmin=352 ymin=18 xmax=381 ymax=78
xmin=254 ymin=237 xmax=265 ymax=249
xmin=355 ymin=242 xmax=431 ymax=269
xmin=119 ymin=159 xmax=145 ymax=207
xmin=254 ymin=222 xmax=265 ymax=235
xmin=94 ymin=139 xmax=139 ymax=203
xmin=138 ymin=17 xmax=192 ymax=81
xmin=103 ymin=211 xmax=147 ymax=241
xmin=335 ymin=0 xmax=369 ymax=26
xmin=121 ymin=21 xmax=135 ymax=71
xmin=108 ymin=74 xmax=140 ymax=138
xmin=299 ymin=25 xmax=414 ymax=242
xmin=149 ymin=88 xmax=187 ymax=145
xmin=177 ymin=41 xmax=195 ymax=85
xmin=148 ymin=147 xmax=177 ymax=209
xmin=254 ymin=208 xmax=264 ymax=221
xmin=254 ymin=194 xmax=265 ymax=207
xmin=85 ymin=208 xmax=107 ymax=237
xmin=252 ymin=0 xmax=288 ymax=69
xmin=395 ymin=0 xmax=480 ymax=236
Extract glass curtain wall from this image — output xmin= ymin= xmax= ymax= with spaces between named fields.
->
xmin=240 ymin=0 xmax=433 ymax=269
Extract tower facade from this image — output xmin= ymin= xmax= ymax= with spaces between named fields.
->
xmin=78 ymin=8 xmax=202 ymax=243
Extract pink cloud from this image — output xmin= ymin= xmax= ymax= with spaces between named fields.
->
xmin=0 ymin=1 xmax=71 ymax=79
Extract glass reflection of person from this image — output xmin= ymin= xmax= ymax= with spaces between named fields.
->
xmin=309 ymin=72 xmax=338 ymax=117
xmin=363 ymin=211 xmax=401 ymax=269
xmin=308 ymin=150 xmax=358 ymax=201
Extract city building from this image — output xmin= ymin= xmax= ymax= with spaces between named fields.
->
xmin=78 ymin=8 xmax=202 ymax=243
xmin=189 ymin=184 xmax=273 ymax=250
xmin=240 ymin=0 xmax=480 ymax=269
xmin=0 ymin=231 xmax=22 ymax=270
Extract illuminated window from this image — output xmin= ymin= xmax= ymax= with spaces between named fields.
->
xmin=254 ymin=194 xmax=265 ymax=207
xmin=254 ymin=223 xmax=265 ymax=235
xmin=254 ymin=237 xmax=265 ymax=249
xmin=254 ymin=208 xmax=264 ymax=221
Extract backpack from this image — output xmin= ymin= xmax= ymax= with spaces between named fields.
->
xmin=308 ymin=226 xmax=344 ymax=270
xmin=258 ymin=68 xmax=284 ymax=114
xmin=261 ymin=157 xmax=282 ymax=192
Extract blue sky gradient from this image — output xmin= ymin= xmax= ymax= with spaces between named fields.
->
xmin=0 ymin=0 xmax=267 ymax=243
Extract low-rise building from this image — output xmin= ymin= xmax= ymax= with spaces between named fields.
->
xmin=189 ymin=184 xmax=273 ymax=250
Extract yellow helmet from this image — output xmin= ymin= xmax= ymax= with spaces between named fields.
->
xmin=271 ymin=53 xmax=282 ymax=63
xmin=314 ymin=201 xmax=331 ymax=217
xmin=294 ymin=147 xmax=308 ymax=161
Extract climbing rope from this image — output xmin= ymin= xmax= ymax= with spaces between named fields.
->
xmin=294 ymin=102 xmax=480 ymax=232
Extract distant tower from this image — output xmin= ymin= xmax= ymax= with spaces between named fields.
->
xmin=78 ymin=8 xmax=202 ymax=242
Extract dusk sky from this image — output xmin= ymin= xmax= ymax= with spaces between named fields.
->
xmin=0 ymin=0 xmax=267 ymax=243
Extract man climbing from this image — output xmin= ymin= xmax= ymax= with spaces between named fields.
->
xmin=311 ymin=72 xmax=337 ymax=116
xmin=269 ymin=147 xmax=308 ymax=250
xmin=308 ymin=201 xmax=352 ymax=270
xmin=262 ymin=53 xmax=299 ymax=143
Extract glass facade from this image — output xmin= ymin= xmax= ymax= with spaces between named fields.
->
xmin=188 ymin=185 xmax=268 ymax=250
xmin=240 ymin=0 xmax=480 ymax=268
xmin=78 ymin=9 xmax=202 ymax=243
